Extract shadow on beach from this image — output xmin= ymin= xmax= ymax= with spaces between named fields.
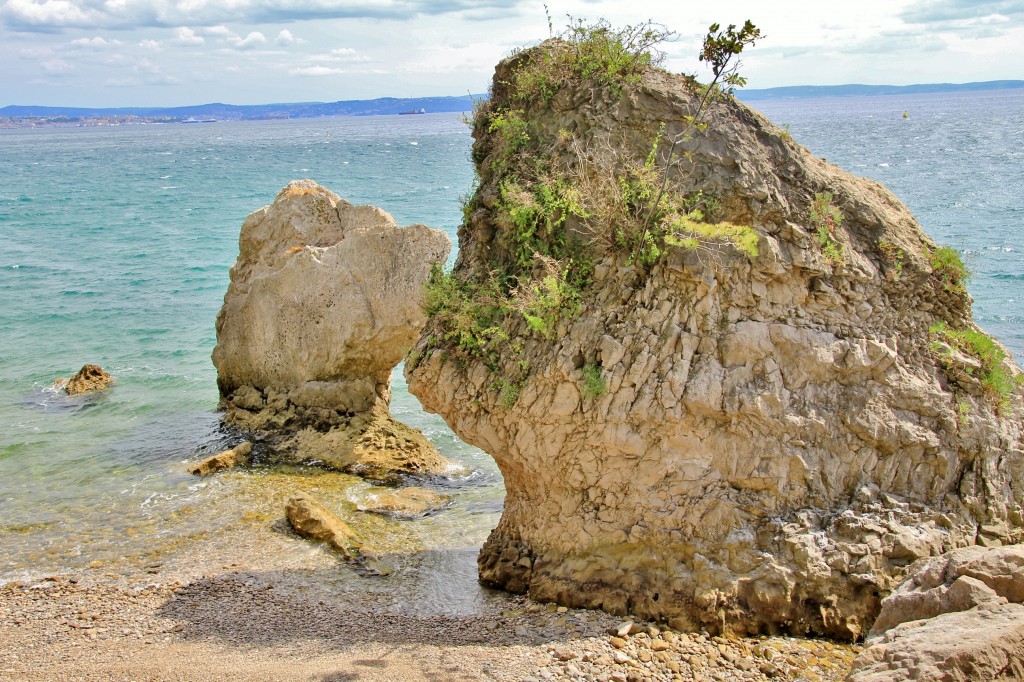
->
xmin=156 ymin=562 xmax=592 ymax=652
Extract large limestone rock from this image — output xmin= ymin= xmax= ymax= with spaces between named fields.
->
xmin=190 ymin=441 xmax=252 ymax=476
xmin=406 ymin=43 xmax=1024 ymax=639
xmin=285 ymin=493 xmax=369 ymax=561
xmin=214 ymin=180 xmax=453 ymax=481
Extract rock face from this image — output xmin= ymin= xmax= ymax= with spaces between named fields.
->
xmin=846 ymin=545 xmax=1024 ymax=681
xmin=61 ymin=364 xmax=113 ymax=395
xmin=213 ymin=180 xmax=453 ymax=481
xmin=406 ymin=42 xmax=1024 ymax=639
xmin=190 ymin=441 xmax=252 ymax=476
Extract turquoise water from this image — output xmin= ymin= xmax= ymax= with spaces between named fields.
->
xmin=0 ymin=114 xmax=492 ymax=590
xmin=1 ymin=92 xmax=1022 ymax=590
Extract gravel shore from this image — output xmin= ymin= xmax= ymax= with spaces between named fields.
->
xmin=1 ymin=569 xmax=859 ymax=681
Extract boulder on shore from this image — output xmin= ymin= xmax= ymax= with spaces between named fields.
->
xmin=847 ymin=603 xmax=1024 ymax=682
xmin=59 ymin=364 xmax=113 ymax=395
xmin=406 ymin=40 xmax=1024 ymax=639
xmin=847 ymin=544 xmax=1024 ymax=681
xmin=190 ymin=441 xmax=252 ymax=476
xmin=212 ymin=180 xmax=454 ymax=482
xmin=866 ymin=544 xmax=1024 ymax=637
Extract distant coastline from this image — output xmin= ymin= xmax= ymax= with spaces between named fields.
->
xmin=2 ymin=80 xmax=1022 ymax=128
xmin=736 ymin=79 xmax=1024 ymax=101
xmin=0 ymin=94 xmax=482 ymax=128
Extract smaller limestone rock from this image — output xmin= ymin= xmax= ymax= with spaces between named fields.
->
xmin=352 ymin=486 xmax=452 ymax=518
xmin=61 ymin=364 xmax=113 ymax=395
xmin=285 ymin=493 xmax=367 ymax=561
xmin=212 ymin=180 xmax=454 ymax=484
xmin=615 ymin=621 xmax=637 ymax=637
xmin=853 ymin=545 xmax=1024 ymax=682
xmin=190 ymin=442 xmax=252 ymax=476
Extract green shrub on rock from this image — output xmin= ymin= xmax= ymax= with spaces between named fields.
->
xmin=930 ymin=245 xmax=969 ymax=294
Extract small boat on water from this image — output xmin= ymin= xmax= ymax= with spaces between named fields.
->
xmin=399 ymin=108 xmax=426 ymax=115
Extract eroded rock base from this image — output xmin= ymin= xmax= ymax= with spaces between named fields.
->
xmin=477 ymin=484 xmax=980 ymax=639
xmin=222 ymin=384 xmax=455 ymax=484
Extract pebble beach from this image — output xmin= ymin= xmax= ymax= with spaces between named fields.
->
xmin=1 ymin=571 xmax=859 ymax=682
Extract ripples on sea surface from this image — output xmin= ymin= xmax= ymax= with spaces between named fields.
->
xmin=1 ymin=92 xmax=1022 ymax=609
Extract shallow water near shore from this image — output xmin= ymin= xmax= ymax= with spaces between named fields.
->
xmin=1 ymin=91 xmax=1023 ymax=610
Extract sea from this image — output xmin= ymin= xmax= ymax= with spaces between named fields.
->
xmin=1 ymin=89 xmax=1022 ymax=610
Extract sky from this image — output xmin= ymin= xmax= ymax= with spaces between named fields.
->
xmin=1 ymin=0 xmax=1022 ymax=107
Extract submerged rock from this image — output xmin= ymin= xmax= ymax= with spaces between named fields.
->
xmin=190 ymin=441 xmax=252 ymax=476
xmin=60 ymin=364 xmax=113 ymax=395
xmin=285 ymin=493 xmax=370 ymax=561
xmin=352 ymin=486 xmax=452 ymax=518
xmin=212 ymin=180 xmax=453 ymax=481
xmin=406 ymin=41 xmax=1024 ymax=638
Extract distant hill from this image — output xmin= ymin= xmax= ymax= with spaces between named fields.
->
xmin=4 ymin=80 xmax=1023 ymax=122
xmin=0 ymin=94 xmax=483 ymax=121
xmin=736 ymin=80 xmax=1024 ymax=101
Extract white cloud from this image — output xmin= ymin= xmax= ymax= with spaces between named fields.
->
xmin=104 ymin=73 xmax=179 ymax=86
xmin=18 ymin=45 xmax=54 ymax=58
xmin=838 ymin=30 xmax=948 ymax=54
xmin=66 ymin=35 xmax=121 ymax=48
xmin=40 ymin=56 xmax=72 ymax=74
xmin=197 ymin=25 xmax=233 ymax=38
xmin=2 ymin=0 xmax=95 ymax=30
xmin=171 ymin=26 xmax=203 ymax=46
xmin=138 ymin=38 xmax=159 ymax=49
xmin=901 ymin=0 xmax=1024 ymax=25
xmin=0 ymin=0 xmax=524 ymax=32
xmin=289 ymin=65 xmax=347 ymax=76
xmin=399 ymin=41 xmax=507 ymax=74
xmin=274 ymin=28 xmax=300 ymax=46
xmin=227 ymin=31 xmax=266 ymax=49
xmin=309 ymin=47 xmax=370 ymax=63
